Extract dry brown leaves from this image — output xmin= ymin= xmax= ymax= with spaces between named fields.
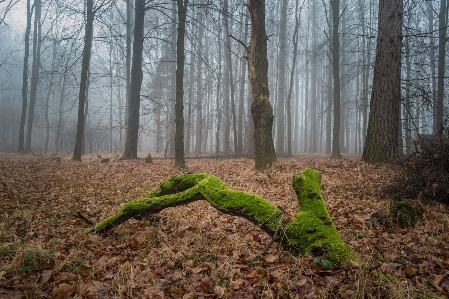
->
xmin=0 ymin=153 xmax=448 ymax=298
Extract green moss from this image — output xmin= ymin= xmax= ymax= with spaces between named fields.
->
xmin=90 ymin=170 xmax=360 ymax=264
xmin=287 ymin=168 xmax=360 ymax=263
xmin=389 ymin=195 xmax=424 ymax=228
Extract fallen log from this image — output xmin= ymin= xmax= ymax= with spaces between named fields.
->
xmin=88 ymin=168 xmax=360 ymax=264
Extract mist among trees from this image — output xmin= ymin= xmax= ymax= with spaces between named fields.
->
xmin=0 ymin=0 xmax=448 ymax=167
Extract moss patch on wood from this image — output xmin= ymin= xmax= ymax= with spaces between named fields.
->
xmin=89 ymin=169 xmax=360 ymax=264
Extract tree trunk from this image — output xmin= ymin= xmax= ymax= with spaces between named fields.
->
xmin=435 ymin=0 xmax=448 ymax=135
xmin=89 ymin=169 xmax=360 ymax=265
xmin=121 ymin=0 xmax=145 ymax=160
xmin=310 ymin=1 xmax=317 ymax=153
xmin=215 ymin=23 xmax=222 ymax=156
xmin=326 ymin=0 xmax=333 ymax=155
xmin=73 ymin=0 xmax=94 ymax=161
xmin=195 ymin=12 xmax=203 ymax=154
xmin=246 ymin=0 xmax=276 ymax=169
xmin=45 ymin=41 xmax=57 ymax=153
xmin=331 ymin=0 xmax=341 ymax=159
xmin=25 ymin=0 xmax=42 ymax=153
xmin=174 ymin=0 xmax=188 ymax=168
xmin=275 ymin=0 xmax=288 ymax=156
xmin=223 ymin=0 xmax=238 ymax=155
xmin=18 ymin=0 xmax=32 ymax=153
xmin=363 ymin=0 xmax=403 ymax=163
xmin=426 ymin=2 xmax=437 ymax=135
xmin=287 ymin=0 xmax=301 ymax=157
xmin=125 ymin=0 xmax=132 ymax=135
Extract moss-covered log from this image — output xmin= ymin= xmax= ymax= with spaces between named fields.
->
xmin=89 ymin=168 xmax=360 ymax=264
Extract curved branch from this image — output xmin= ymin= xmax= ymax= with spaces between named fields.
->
xmin=88 ymin=169 xmax=360 ymax=264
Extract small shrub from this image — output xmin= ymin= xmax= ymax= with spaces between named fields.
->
xmin=389 ymin=195 xmax=425 ymax=228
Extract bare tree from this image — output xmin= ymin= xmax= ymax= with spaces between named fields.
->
xmin=18 ymin=0 xmax=33 ymax=152
xmin=73 ymin=0 xmax=94 ymax=161
xmin=121 ymin=0 xmax=145 ymax=159
xmin=25 ymin=0 xmax=42 ymax=153
xmin=174 ymin=0 xmax=188 ymax=167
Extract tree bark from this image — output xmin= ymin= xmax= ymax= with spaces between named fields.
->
xmin=331 ymin=0 xmax=341 ymax=159
xmin=246 ymin=0 xmax=276 ymax=169
xmin=174 ymin=0 xmax=188 ymax=167
xmin=286 ymin=0 xmax=301 ymax=157
xmin=435 ymin=0 xmax=448 ymax=135
xmin=18 ymin=0 xmax=32 ymax=153
xmin=73 ymin=0 xmax=94 ymax=161
xmin=121 ymin=0 xmax=145 ymax=160
xmin=25 ymin=0 xmax=42 ymax=153
xmin=362 ymin=0 xmax=403 ymax=163
xmin=89 ymin=169 xmax=360 ymax=264
xmin=275 ymin=0 xmax=288 ymax=156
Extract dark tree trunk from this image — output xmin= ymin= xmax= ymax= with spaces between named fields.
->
xmin=246 ymin=0 xmax=276 ymax=169
xmin=363 ymin=0 xmax=403 ymax=163
xmin=121 ymin=0 xmax=145 ymax=160
xmin=174 ymin=0 xmax=188 ymax=168
xmin=73 ymin=0 xmax=94 ymax=161
xmin=435 ymin=0 xmax=448 ymax=135
xmin=331 ymin=0 xmax=341 ymax=159
xmin=125 ymin=0 xmax=132 ymax=131
xmin=18 ymin=0 xmax=32 ymax=152
xmin=25 ymin=0 xmax=41 ymax=153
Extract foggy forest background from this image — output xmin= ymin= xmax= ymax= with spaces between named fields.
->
xmin=0 ymin=0 xmax=446 ymax=158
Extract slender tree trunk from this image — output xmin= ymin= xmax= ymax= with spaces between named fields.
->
xmin=168 ymin=1 xmax=177 ymax=156
xmin=436 ymin=0 xmax=448 ymax=135
xmin=195 ymin=11 xmax=203 ymax=154
xmin=310 ymin=1 xmax=317 ymax=153
xmin=326 ymin=0 xmax=333 ymax=154
xmin=82 ymin=70 xmax=91 ymax=155
xmin=18 ymin=0 xmax=32 ymax=152
xmin=45 ymin=41 xmax=57 ymax=153
xmin=121 ymin=0 xmax=145 ymax=159
xmin=287 ymin=0 xmax=301 ymax=157
xmin=174 ymin=0 xmax=188 ymax=167
xmin=73 ymin=0 xmax=93 ymax=161
xmin=363 ymin=0 xmax=403 ymax=162
xmin=275 ymin=0 xmax=288 ymax=156
xmin=25 ymin=0 xmax=42 ymax=153
xmin=246 ymin=0 xmax=276 ymax=169
xmin=125 ymin=0 xmax=132 ymax=134
xmin=331 ymin=0 xmax=341 ymax=159
xmin=215 ymin=23 xmax=222 ymax=156
xmin=426 ymin=2 xmax=437 ymax=135
xmin=237 ymin=10 xmax=248 ymax=156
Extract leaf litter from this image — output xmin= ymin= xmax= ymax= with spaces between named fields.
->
xmin=0 ymin=153 xmax=448 ymax=298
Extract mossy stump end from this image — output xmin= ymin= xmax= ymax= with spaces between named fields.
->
xmin=88 ymin=168 xmax=360 ymax=264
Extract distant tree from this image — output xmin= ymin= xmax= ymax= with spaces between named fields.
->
xmin=363 ymin=0 xmax=403 ymax=162
xmin=121 ymin=0 xmax=145 ymax=159
xmin=18 ymin=0 xmax=32 ymax=152
xmin=435 ymin=0 xmax=448 ymax=135
xmin=174 ymin=0 xmax=188 ymax=168
xmin=330 ymin=0 xmax=341 ymax=159
xmin=73 ymin=0 xmax=94 ymax=161
xmin=25 ymin=0 xmax=42 ymax=153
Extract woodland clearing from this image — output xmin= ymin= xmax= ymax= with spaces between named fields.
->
xmin=0 ymin=153 xmax=448 ymax=298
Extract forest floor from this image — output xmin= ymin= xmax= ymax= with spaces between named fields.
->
xmin=0 ymin=153 xmax=448 ymax=299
